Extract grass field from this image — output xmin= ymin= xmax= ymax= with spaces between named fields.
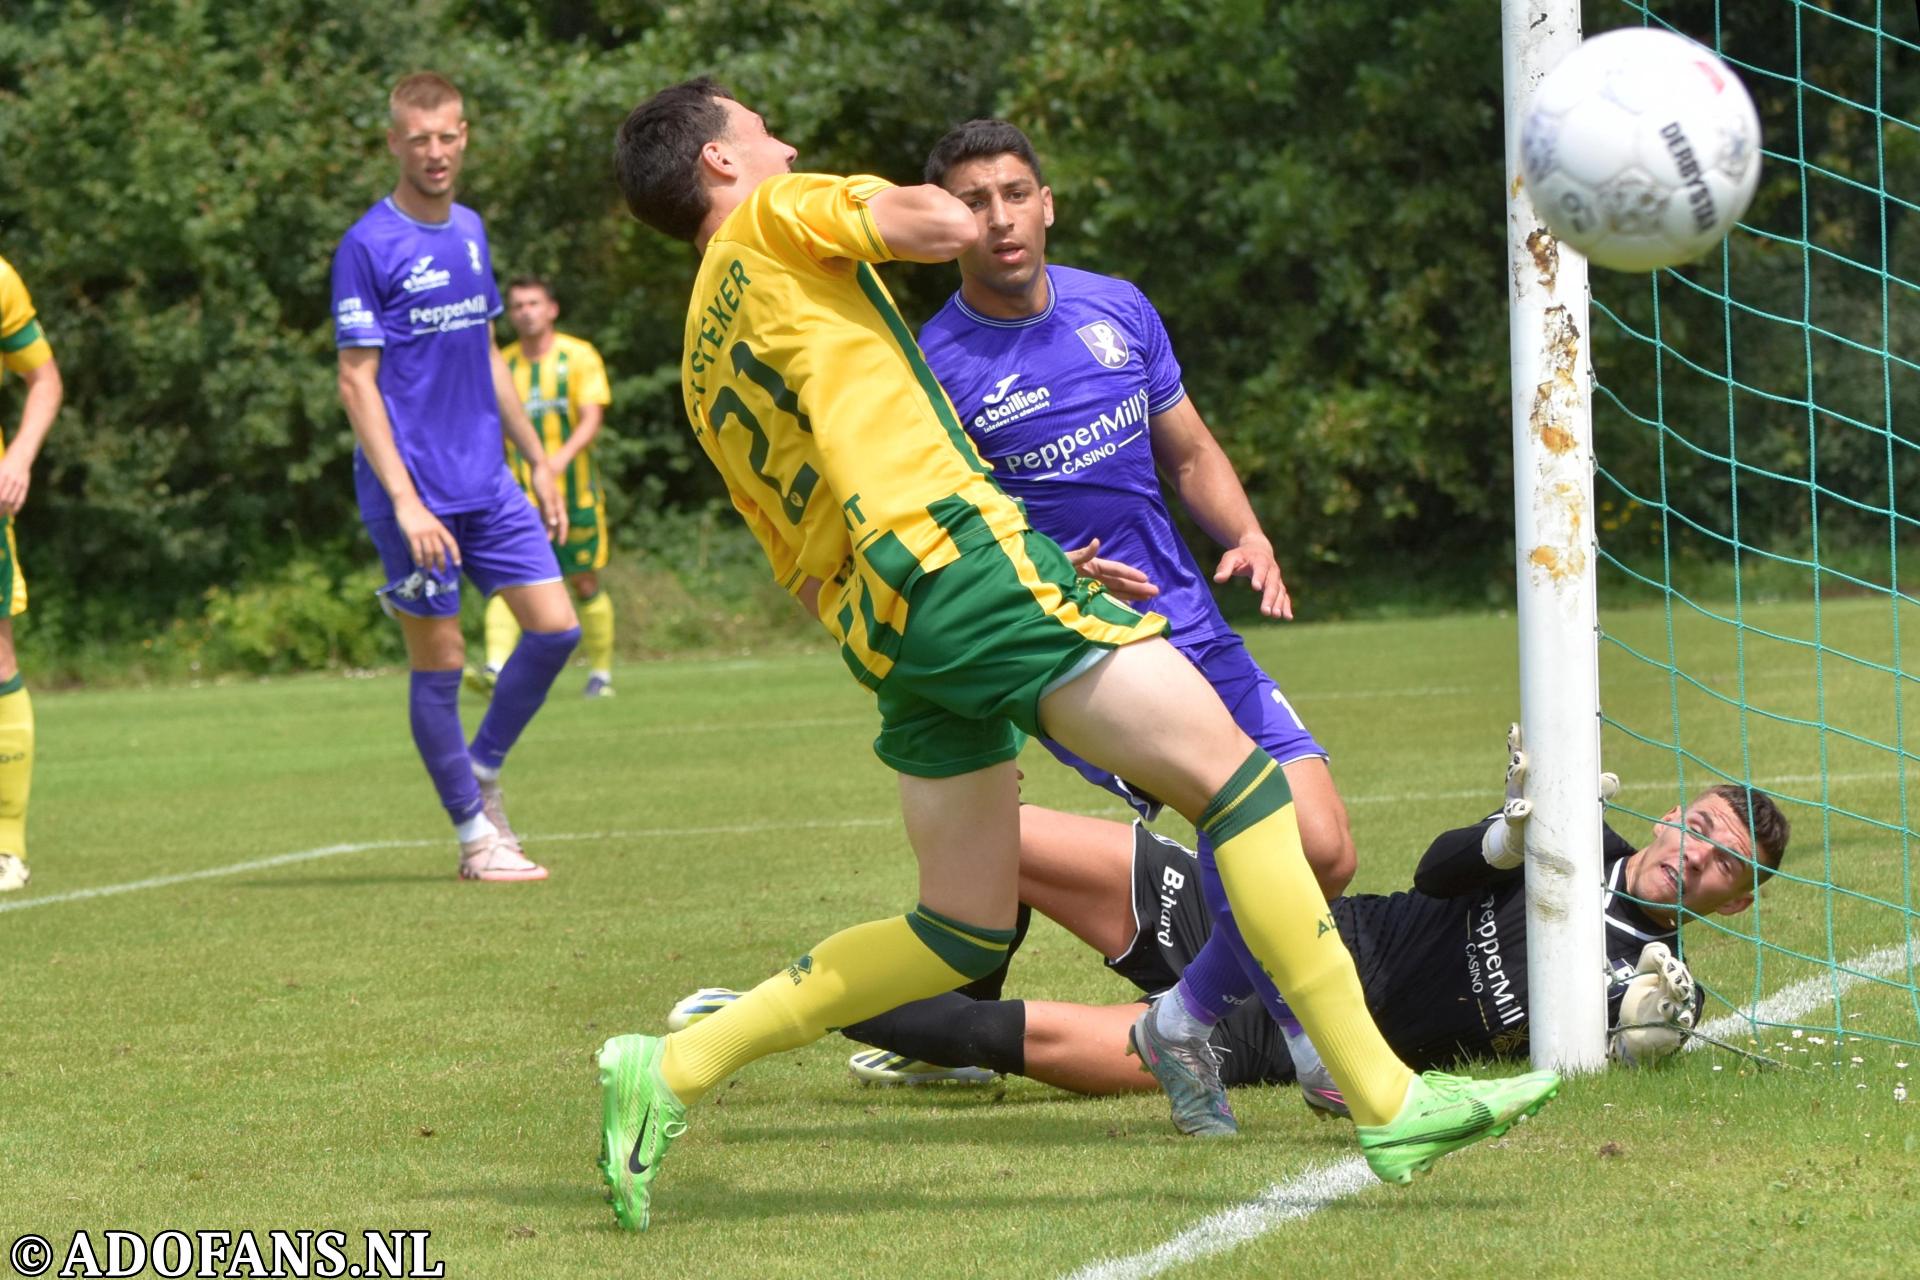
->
xmin=4 ymin=605 xmax=1918 ymax=1279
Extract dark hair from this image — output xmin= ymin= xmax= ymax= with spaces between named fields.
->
xmin=614 ymin=77 xmax=737 ymax=242
xmin=1707 ymin=783 xmax=1791 ymax=886
xmin=505 ymin=275 xmax=555 ymax=302
xmin=924 ymin=119 xmax=1045 ymax=190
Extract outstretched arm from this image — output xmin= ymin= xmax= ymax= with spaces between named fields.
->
xmin=867 ymin=184 xmax=980 ymax=263
xmin=1413 ymin=817 xmax=1520 ymax=898
xmin=1148 ymin=397 xmax=1291 ymax=619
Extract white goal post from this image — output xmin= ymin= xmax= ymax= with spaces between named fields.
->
xmin=1501 ymin=0 xmax=1608 ymax=1073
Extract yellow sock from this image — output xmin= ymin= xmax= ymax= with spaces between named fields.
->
xmin=659 ymin=907 xmax=1013 ymax=1104
xmin=1202 ymin=750 xmax=1414 ymax=1126
xmin=0 ymin=678 xmax=34 ymax=860
xmin=578 ymin=588 xmax=615 ymax=675
xmin=483 ymin=594 xmax=520 ymax=673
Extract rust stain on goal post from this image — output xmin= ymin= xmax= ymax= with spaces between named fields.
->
xmin=1525 ymin=226 xmax=1559 ymax=287
xmin=1526 ymin=303 xmax=1589 ymax=586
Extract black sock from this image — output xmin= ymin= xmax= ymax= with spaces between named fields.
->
xmin=956 ymin=902 xmax=1031 ymax=1002
xmin=843 ymin=992 xmax=1028 ymax=1076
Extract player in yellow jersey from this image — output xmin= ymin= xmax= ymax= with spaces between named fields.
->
xmin=593 ymin=78 xmax=1560 ymax=1231
xmin=0 ymin=253 xmax=62 ymax=893
xmin=476 ymin=277 xmax=618 ymax=698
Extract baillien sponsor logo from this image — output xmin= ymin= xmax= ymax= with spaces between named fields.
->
xmin=402 ymin=255 xmax=453 ymax=293
xmin=982 ymin=373 xmax=1022 ymax=405
xmin=973 ymin=380 xmax=1052 ymax=433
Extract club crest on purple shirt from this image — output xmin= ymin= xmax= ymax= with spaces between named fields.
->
xmin=1076 ymin=320 xmax=1131 ymax=369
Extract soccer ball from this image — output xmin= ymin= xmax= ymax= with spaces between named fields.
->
xmin=1520 ymin=28 xmax=1762 ymax=272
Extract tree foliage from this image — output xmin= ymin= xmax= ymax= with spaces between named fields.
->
xmin=0 ymin=0 xmax=1913 ymax=664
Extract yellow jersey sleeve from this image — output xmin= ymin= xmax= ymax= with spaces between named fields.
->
xmin=570 ymin=339 xmax=612 ymax=407
xmin=732 ymin=173 xmax=896 ymax=272
xmin=0 ymin=254 xmax=53 ymax=378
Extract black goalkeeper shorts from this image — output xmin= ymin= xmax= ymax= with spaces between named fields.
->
xmin=1109 ymin=822 xmax=1293 ymax=1088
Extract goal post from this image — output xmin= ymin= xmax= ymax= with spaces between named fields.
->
xmin=1502 ymin=0 xmax=1609 ymax=1073
xmin=1507 ymin=0 xmax=1920 ymax=1067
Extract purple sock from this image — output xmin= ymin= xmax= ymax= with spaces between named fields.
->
xmin=410 ymin=669 xmax=484 ymax=826
xmin=468 ymin=625 xmax=579 ymax=771
xmin=1197 ymin=832 xmax=1306 ymax=1036
xmin=1175 ymin=933 xmax=1251 ymax=1025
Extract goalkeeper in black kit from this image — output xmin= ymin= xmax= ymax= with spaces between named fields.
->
xmin=671 ymin=729 xmax=1791 ymax=1116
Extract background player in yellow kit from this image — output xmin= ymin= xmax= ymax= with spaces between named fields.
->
xmin=0 ymin=252 xmax=62 ymax=893
xmin=594 ymin=77 xmax=1560 ymax=1232
xmin=477 ymin=277 xmax=618 ymax=698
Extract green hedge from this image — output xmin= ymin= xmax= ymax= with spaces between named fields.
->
xmin=0 ymin=0 xmax=1912 ymax=678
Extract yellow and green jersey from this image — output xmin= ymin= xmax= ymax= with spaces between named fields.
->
xmin=682 ymin=172 xmax=1028 ymax=687
xmin=0 ymin=254 xmax=54 ymax=413
xmin=501 ymin=331 xmax=612 ymax=518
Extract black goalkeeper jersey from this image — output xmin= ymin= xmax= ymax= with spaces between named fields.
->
xmin=1324 ymin=816 xmax=1674 ymax=1070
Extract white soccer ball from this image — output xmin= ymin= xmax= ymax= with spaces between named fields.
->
xmin=1520 ymin=27 xmax=1762 ymax=272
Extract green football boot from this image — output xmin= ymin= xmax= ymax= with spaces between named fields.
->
xmin=1357 ymin=1068 xmax=1560 ymax=1184
xmin=597 ymin=1034 xmax=689 ymax=1231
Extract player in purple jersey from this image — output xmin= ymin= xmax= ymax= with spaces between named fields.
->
xmin=333 ymin=73 xmax=581 ymax=883
xmin=918 ymin=120 xmax=1360 ymax=1130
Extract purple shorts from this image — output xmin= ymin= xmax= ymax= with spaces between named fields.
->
xmin=1043 ymin=632 xmax=1327 ymax=820
xmin=362 ymin=472 xmax=562 ymax=619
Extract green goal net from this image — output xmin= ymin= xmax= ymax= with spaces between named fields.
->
xmin=1589 ymin=0 xmax=1920 ymax=1058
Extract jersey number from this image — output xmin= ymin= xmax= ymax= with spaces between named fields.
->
xmin=710 ymin=343 xmax=817 ymax=524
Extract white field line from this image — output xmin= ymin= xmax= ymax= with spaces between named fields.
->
xmin=1693 ymin=943 xmax=1913 ymax=1045
xmin=1064 ymin=942 xmax=1911 ymax=1280
xmin=1059 ymin=1158 xmax=1376 ymax=1280
xmin=0 ymin=817 xmax=896 ymax=916
xmin=6 ymin=790 xmax=1911 ymax=1275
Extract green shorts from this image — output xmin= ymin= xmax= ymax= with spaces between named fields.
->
xmin=0 ymin=516 xmax=25 ymax=616
xmin=872 ymin=529 xmax=1165 ymax=778
xmin=558 ymin=504 xmax=608 ymax=575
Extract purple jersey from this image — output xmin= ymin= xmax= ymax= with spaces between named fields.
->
xmin=918 ymin=264 xmax=1226 ymax=649
xmin=332 ymin=197 xmax=507 ymax=517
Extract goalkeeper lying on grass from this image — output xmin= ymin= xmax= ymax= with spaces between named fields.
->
xmin=673 ymin=730 xmax=1790 ymax=1120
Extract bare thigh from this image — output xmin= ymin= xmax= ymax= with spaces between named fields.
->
xmin=500 ymin=578 xmax=579 ymax=632
xmin=1038 ymin=637 xmax=1254 ymax=822
xmin=1016 ymin=807 xmax=1141 ymax=960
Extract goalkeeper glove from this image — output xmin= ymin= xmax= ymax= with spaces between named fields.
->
xmin=1480 ymin=723 xmax=1532 ymax=869
xmin=1479 ymin=723 xmax=1623 ymax=870
xmin=1609 ymin=941 xmax=1697 ymax=1067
